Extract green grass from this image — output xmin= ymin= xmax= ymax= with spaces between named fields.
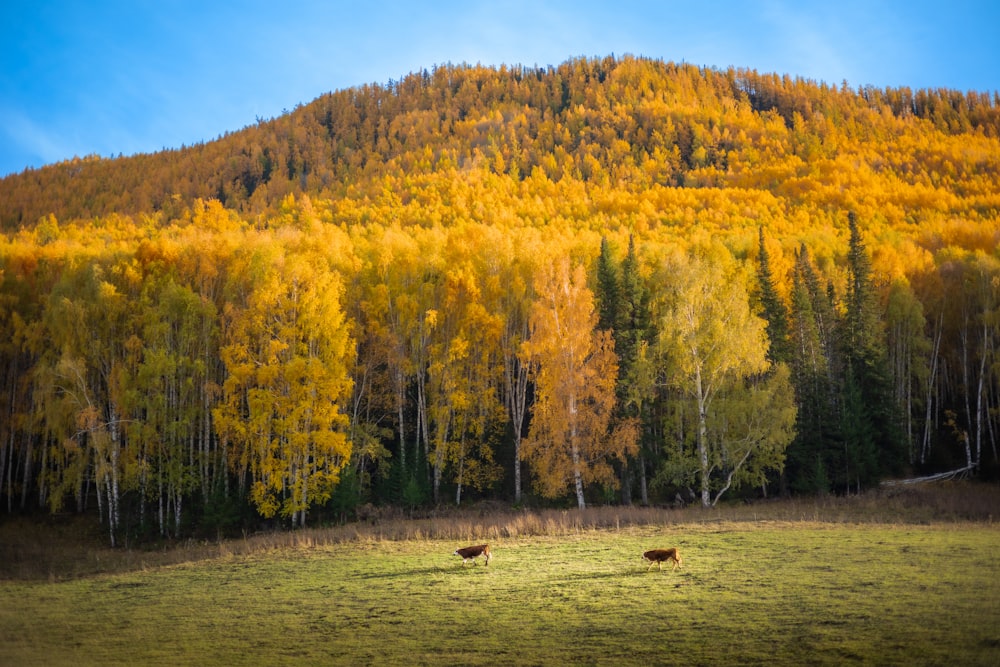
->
xmin=2 ymin=521 xmax=999 ymax=666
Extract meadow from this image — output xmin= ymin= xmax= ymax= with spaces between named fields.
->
xmin=2 ymin=485 xmax=999 ymax=666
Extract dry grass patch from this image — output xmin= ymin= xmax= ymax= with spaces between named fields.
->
xmin=1 ymin=481 xmax=996 ymax=582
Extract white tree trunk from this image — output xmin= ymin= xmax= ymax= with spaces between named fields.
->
xmin=695 ymin=366 xmax=711 ymax=508
xmin=505 ymin=353 xmax=530 ymax=504
xmin=570 ymin=387 xmax=585 ymax=509
xmin=571 ymin=444 xmax=586 ymax=510
xmin=921 ymin=313 xmax=943 ymax=464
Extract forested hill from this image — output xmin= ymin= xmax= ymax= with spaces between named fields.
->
xmin=3 ymin=55 xmax=1000 ymax=539
xmin=2 ymin=55 xmax=999 ymax=230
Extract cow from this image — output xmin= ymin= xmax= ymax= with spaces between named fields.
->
xmin=642 ymin=547 xmax=682 ymax=571
xmin=453 ymin=544 xmax=492 ymax=567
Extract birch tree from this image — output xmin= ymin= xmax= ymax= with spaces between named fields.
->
xmin=215 ymin=242 xmax=354 ymax=525
xmin=40 ymin=260 xmax=138 ymax=545
xmin=656 ymin=244 xmax=788 ymax=507
xmin=487 ymin=230 xmax=536 ymax=505
xmin=521 ymin=255 xmax=636 ymax=509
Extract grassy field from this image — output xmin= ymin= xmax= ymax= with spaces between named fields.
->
xmin=2 ymin=489 xmax=1000 ymax=665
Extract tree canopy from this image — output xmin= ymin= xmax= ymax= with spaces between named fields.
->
xmin=1 ymin=56 xmax=999 ymax=540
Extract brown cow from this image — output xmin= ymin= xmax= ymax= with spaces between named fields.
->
xmin=643 ymin=547 xmax=682 ymax=571
xmin=454 ymin=544 xmax=492 ymax=566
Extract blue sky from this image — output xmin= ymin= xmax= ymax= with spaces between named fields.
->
xmin=1 ymin=1 xmax=998 ymax=178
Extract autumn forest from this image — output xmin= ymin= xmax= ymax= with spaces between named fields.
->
xmin=1 ymin=56 xmax=999 ymax=543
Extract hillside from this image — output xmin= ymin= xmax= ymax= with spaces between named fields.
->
xmin=2 ymin=56 xmax=999 ymax=230
xmin=1 ymin=56 xmax=999 ymax=541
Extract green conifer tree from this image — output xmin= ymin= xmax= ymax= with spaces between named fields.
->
xmin=841 ymin=212 xmax=905 ymax=486
xmin=756 ymin=227 xmax=792 ymax=365
xmin=596 ymin=237 xmax=622 ymax=334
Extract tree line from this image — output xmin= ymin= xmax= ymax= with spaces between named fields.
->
xmin=1 ymin=189 xmax=997 ymax=544
xmin=0 ymin=55 xmax=998 ymax=543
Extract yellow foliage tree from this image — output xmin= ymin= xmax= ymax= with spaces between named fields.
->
xmin=656 ymin=243 xmax=788 ymax=507
xmin=215 ymin=240 xmax=354 ymax=525
xmin=521 ymin=255 xmax=636 ymax=508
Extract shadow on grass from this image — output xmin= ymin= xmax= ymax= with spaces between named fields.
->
xmin=356 ymin=564 xmax=494 ymax=579
xmin=548 ymin=568 xmax=689 ymax=583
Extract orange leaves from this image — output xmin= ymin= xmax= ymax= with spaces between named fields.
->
xmin=75 ymin=405 xmax=101 ymax=432
xmin=521 ymin=255 xmax=635 ymax=507
xmin=215 ymin=236 xmax=354 ymax=522
xmin=4 ymin=55 xmax=1000 ymax=524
